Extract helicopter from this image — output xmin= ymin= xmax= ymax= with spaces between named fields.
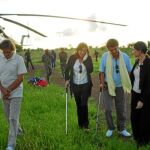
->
xmin=0 ymin=13 xmax=127 ymax=46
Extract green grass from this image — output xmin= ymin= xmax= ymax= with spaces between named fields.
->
xmin=0 ymin=82 xmax=137 ymax=150
xmin=1 ymin=81 xmax=150 ymax=150
xmin=0 ymin=49 xmax=149 ymax=150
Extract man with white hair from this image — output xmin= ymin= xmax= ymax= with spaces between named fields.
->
xmin=0 ymin=39 xmax=27 ymax=150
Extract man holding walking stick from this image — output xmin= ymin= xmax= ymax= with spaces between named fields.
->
xmin=99 ymin=39 xmax=132 ymax=137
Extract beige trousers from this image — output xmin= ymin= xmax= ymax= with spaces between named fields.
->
xmin=3 ymin=97 xmax=22 ymax=149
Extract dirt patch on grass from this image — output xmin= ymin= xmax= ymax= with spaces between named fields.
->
xmin=27 ymin=64 xmax=131 ymax=120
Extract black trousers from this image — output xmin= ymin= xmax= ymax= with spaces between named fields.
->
xmin=26 ymin=59 xmax=34 ymax=70
xmin=131 ymin=91 xmax=150 ymax=146
xmin=60 ymin=62 xmax=66 ymax=77
xmin=72 ymin=83 xmax=89 ymax=129
xmin=51 ymin=60 xmax=55 ymax=68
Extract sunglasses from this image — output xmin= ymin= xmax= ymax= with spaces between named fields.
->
xmin=115 ymin=64 xmax=119 ymax=74
xmin=79 ymin=65 xmax=82 ymax=73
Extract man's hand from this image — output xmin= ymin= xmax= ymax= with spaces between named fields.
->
xmin=1 ymin=87 xmax=9 ymax=96
xmin=99 ymin=83 xmax=104 ymax=92
xmin=99 ymin=72 xmax=105 ymax=92
xmin=3 ymin=93 xmax=10 ymax=100
xmin=136 ymin=101 xmax=143 ymax=109
xmin=0 ymin=86 xmax=11 ymax=100
xmin=2 ymin=89 xmax=11 ymax=100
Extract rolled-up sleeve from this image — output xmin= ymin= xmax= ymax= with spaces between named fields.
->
xmin=17 ymin=56 xmax=27 ymax=75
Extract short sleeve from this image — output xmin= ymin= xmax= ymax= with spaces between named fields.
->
xmin=99 ymin=53 xmax=107 ymax=72
xmin=17 ymin=56 xmax=27 ymax=75
xmin=123 ymin=54 xmax=132 ymax=72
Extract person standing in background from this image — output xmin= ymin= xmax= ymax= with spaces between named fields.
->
xmin=59 ymin=48 xmax=67 ymax=78
xmin=0 ymin=39 xmax=27 ymax=150
xmin=94 ymin=50 xmax=99 ymax=62
xmin=24 ymin=49 xmax=34 ymax=70
xmin=51 ymin=50 xmax=56 ymax=68
xmin=42 ymin=49 xmax=52 ymax=83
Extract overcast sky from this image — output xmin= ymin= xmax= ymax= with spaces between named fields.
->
xmin=0 ymin=0 xmax=150 ymax=49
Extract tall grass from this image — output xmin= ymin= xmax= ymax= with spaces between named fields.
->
xmin=0 ymin=49 xmax=149 ymax=150
xmin=0 ymin=82 xmax=141 ymax=150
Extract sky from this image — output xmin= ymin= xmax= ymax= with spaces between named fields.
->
xmin=0 ymin=0 xmax=150 ymax=49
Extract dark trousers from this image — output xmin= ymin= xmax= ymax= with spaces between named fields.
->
xmin=131 ymin=91 xmax=150 ymax=146
xmin=102 ymin=87 xmax=126 ymax=131
xmin=26 ymin=59 xmax=34 ymax=70
xmin=44 ymin=65 xmax=52 ymax=83
xmin=60 ymin=62 xmax=66 ymax=78
xmin=51 ymin=60 xmax=55 ymax=68
xmin=72 ymin=83 xmax=89 ymax=129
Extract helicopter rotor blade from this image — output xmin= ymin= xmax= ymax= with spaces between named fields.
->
xmin=0 ymin=28 xmax=9 ymax=38
xmin=0 ymin=14 xmax=127 ymax=27
xmin=0 ymin=16 xmax=47 ymax=37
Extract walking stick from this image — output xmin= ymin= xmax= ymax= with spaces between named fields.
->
xmin=65 ymin=86 xmax=68 ymax=134
xmin=96 ymin=90 xmax=102 ymax=133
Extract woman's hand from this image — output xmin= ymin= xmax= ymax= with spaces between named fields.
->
xmin=136 ymin=101 xmax=143 ymax=109
xmin=65 ymin=80 xmax=70 ymax=89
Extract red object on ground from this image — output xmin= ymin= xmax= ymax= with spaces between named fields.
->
xmin=35 ymin=79 xmax=48 ymax=87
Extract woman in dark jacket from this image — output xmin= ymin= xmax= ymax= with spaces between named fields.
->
xmin=65 ymin=42 xmax=93 ymax=130
xmin=130 ymin=41 xmax=150 ymax=147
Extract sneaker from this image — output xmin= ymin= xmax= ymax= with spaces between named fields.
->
xmin=106 ymin=130 xmax=113 ymax=137
xmin=6 ymin=146 xmax=14 ymax=150
xmin=119 ymin=129 xmax=131 ymax=137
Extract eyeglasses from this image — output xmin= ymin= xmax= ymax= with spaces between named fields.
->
xmin=79 ymin=65 xmax=82 ymax=73
xmin=115 ymin=64 xmax=119 ymax=74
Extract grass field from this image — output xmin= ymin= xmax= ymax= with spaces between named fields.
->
xmin=0 ymin=82 xmax=139 ymax=150
xmin=0 ymin=49 xmax=149 ymax=150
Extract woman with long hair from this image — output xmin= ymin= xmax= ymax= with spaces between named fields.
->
xmin=65 ymin=42 xmax=93 ymax=130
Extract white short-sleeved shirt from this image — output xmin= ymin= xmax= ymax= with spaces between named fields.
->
xmin=0 ymin=52 xmax=27 ymax=98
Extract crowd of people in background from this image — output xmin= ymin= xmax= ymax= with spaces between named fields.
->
xmin=0 ymin=38 xmax=150 ymax=150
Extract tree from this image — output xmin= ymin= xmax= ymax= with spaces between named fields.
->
xmin=16 ymin=44 xmax=23 ymax=52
